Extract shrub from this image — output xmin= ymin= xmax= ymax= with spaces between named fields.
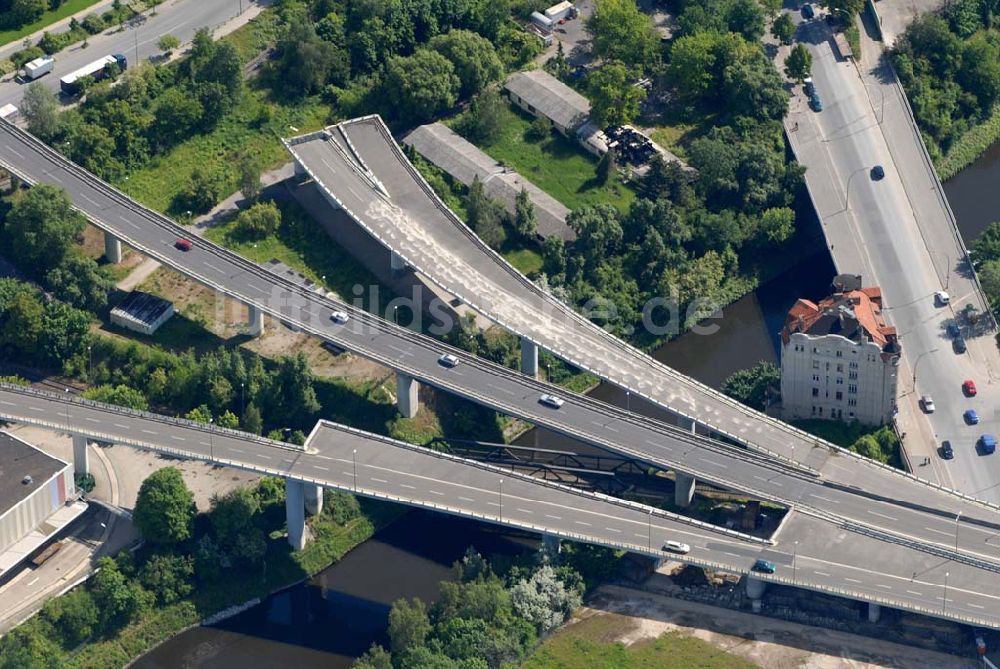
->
xmin=525 ymin=115 xmax=552 ymax=142
xmin=81 ymin=13 xmax=106 ymax=34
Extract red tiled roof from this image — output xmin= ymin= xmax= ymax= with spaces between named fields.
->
xmin=782 ymin=286 xmax=896 ymax=349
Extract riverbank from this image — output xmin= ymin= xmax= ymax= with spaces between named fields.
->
xmin=936 ymin=104 xmax=1000 ymax=182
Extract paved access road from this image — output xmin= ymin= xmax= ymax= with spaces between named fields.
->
xmin=3 ymin=118 xmax=1000 ymax=582
xmin=785 ymin=13 xmax=1000 ymax=504
xmin=2 ymin=383 xmax=999 ymax=628
xmin=0 ymin=0 xmax=256 ymax=110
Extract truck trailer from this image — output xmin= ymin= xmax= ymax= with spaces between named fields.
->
xmin=20 ymin=56 xmax=54 ymax=81
xmin=59 ymin=53 xmax=127 ymax=96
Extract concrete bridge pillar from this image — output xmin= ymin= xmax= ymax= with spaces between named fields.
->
xmin=72 ymin=434 xmax=89 ymax=476
xmin=304 ymin=484 xmax=324 ymax=516
xmin=396 ymin=373 xmax=419 ymax=418
xmin=247 ymin=304 xmax=264 ymax=337
xmin=390 ymin=250 xmax=407 ymax=275
xmin=285 ymin=479 xmax=306 ymax=550
xmin=746 ymin=576 xmax=767 ymax=613
xmin=521 ymin=338 xmax=539 ymax=378
xmin=867 ymin=602 xmax=881 ymax=623
xmin=674 ymin=472 xmax=696 ymax=508
xmin=542 ymin=533 xmax=561 ymax=556
xmin=679 ymin=416 xmax=696 ymax=433
xmin=104 ymin=232 xmax=122 ymax=264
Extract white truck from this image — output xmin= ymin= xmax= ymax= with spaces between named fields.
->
xmin=20 ymin=56 xmax=55 ymax=81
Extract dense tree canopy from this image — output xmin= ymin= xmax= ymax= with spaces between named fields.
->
xmin=428 ymin=30 xmax=504 ymax=98
xmin=587 ymin=61 xmax=647 ymax=127
xmin=587 ymin=0 xmax=661 ymax=71
xmin=133 ymin=468 xmax=196 ymax=545
xmin=383 ymin=49 xmax=461 ymax=125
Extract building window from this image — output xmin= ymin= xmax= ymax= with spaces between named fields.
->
xmin=813 ymin=347 xmax=819 ymax=354
xmin=836 ymin=391 xmax=843 ymax=400
xmin=836 ymin=377 xmax=843 ymax=385
xmin=812 ymin=387 xmax=819 ymax=397
xmin=836 ymin=363 xmax=843 ymax=372
xmin=812 ymin=361 xmax=820 ymax=370
xmin=848 ymin=384 xmax=858 ymax=394
xmin=825 ymin=362 xmax=830 ymax=371
xmin=848 ymin=371 xmax=858 ymax=380
xmin=848 ymin=398 xmax=857 ymax=407
xmin=849 ymin=411 xmax=855 ymax=417
xmin=836 ymin=350 xmax=843 ymax=357
xmin=849 ymin=361 xmax=858 ymax=369
xmin=812 ymin=374 xmax=820 ymax=382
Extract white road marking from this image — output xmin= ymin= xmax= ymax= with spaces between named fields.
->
xmin=372 ymin=477 xmax=387 ymax=483
xmin=26 ymin=576 xmax=39 ymax=587
xmin=635 ymin=533 xmax=646 ymax=539
xmin=459 ymin=496 xmax=474 ymax=502
xmin=813 ymin=571 xmax=831 ymax=577
xmin=313 ymin=465 xmax=329 ymax=471
xmin=229 ymin=448 xmax=244 ymax=453
xmin=7 ymin=147 xmax=24 ymax=159
xmin=81 ymin=193 xmax=101 ymax=207
xmin=316 ymin=454 xmax=333 ymax=460
xmin=118 ymin=215 xmax=139 ymax=230
xmin=114 ymin=423 xmax=128 ymax=429
xmin=844 ymin=577 xmax=862 ymax=584
xmin=342 ymin=471 xmax=354 ymax=477
xmin=605 ymin=527 xmax=622 ymax=533
xmin=517 ymin=508 xmax=533 ymax=514
xmin=545 ymin=514 xmax=561 ymax=520
xmin=698 ymin=458 xmax=727 ymax=469
xmin=29 ymin=406 xmax=43 ymax=412
xmin=921 ymin=526 xmax=952 ymax=537
xmin=170 ymin=435 xmax=185 ymax=442
xmin=867 ymin=510 xmax=898 ymax=521
xmin=258 ymin=454 xmax=271 ymax=460
xmin=0 ymin=400 xmax=15 ymax=406
xmin=906 ymin=590 xmax=922 ymax=596
xmin=969 ymin=603 xmax=985 ymax=609
xmin=429 ymin=490 xmax=444 ymax=496
xmin=575 ymin=521 xmax=591 ymax=526
xmin=400 ymin=484 xmax=416 ymax=490
xmin=141 ymin=429 xmax=157 ymax=435
xmin=204 ymin=261 xmax=225 ymax=274
xmin=876 ymin=584 xmax=892 ymax=590
xmin=248 ymin=282 xmax=266 ymax=293
xmin=809 ymin=494 xmax=839 ymax=504
xmin=84 ymin=417 xmax=99 ymax=423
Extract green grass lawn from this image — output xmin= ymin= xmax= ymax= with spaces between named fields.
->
xmin=456 ymin=107 xmax=635 ymax=213
xmin=521 ymin=614 xmax=761 ymax=669
xmin=648 ymin=108 xmax=718 ymax=161
xmin=117 ymin=86 xmax=328 ymax=215
xmin=0 ymin=0 xmax=105 ymax=48
xmin=504 ymin=246 xmax=544 ymax=275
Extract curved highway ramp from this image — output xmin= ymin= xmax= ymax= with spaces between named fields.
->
xmin=3 ymin=118 xmax=1000 ymax=598
xmin=1 ymin=382 xmax=999 ymax=629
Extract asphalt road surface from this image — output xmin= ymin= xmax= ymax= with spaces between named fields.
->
xmin=5 ymin=120 xmax=1000 ymax=592
xmin=0 ymin=0 xmax=253 ymax=109
xmin=2 ymin=382 xmax=999 ymax=628
xmin=786 ymin=12 xmax=1000 ymax=504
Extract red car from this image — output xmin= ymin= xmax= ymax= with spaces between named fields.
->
xmin=963 ymin=379 xmax=977 ymax=396
xmin=175 ymin=238 xmax=193 ymax=251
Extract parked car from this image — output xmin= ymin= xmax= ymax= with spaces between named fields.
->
xmin=801 ymin=3 xmax=815 ymax=18
xmin=663 ymin=540 xmax=691 ymax=554
xmin=965 ymin=409 xmax=980 ymax=425
xmin=752 ymin=559 xmax=777 ymax=574
xmin=947 ymin=322 xmax=961 ymax=338
xmin=330 ymin=311 xmax=350 ymax=324
xmin=803 ymin=77 xmax=815 ymax=96
xmin=174 ymin=238 xmax=193 ymax=251
xmin=941 ymin=440 xmax=954 ymax=460
xmin=438 ymin=353 xmax=460 ymax=368
xmin=920 ymin=395 xmax=935 ymax=413
xmin=935 ymin=290 xmax=950 ymax=306
xmin=870 ymin=165 xmax=885 ymax=180
xmin=539 ymin=394 xmax=565 ymax=409
xmin=963 ymin=379 xmax=977 ymax=396
xmin=980 ymin=434 xmax=996 ymax=455
xmin=809 ymin=93 xmax=823 ymax=112
xmin=954 ymin=336 xmax=967 ymax=353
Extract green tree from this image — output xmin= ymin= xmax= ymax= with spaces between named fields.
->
xmin=513 ymin=188 xmax=536 ymax=239
xmin=158 ymin=34 xmax=180 ymax=52
xmin=6 ymin=0 xmax=45 ymax=28
xmin=978 ymin=259 xmax=1000 ymax=306
xmin=132 ymin=467 xmax=196 ymax=545
xmin=461 ymin=89 xmax=510 ymax=143
xmin=41 ymin=588 xmax=98 ymax=646
xmin=234 ymin=201 xmax=281 ymax=240
xmin=0 ymin=627 xmax=61 ymax=668
xmin=5 ymin=185 xmax=85 ymax=271
xmin=44 ymin=253 xmax=113 ymax=311
xmin=0 ymin=290 xmax=44 ymax=356
xmin=185 ymin=404 xmax=213 ymax=423
xmin=243 ymin=402 xmax=263 ymax=434
xmin=237 ymin=152 xmax=262 ymax=202
xmin=762 ymin=0 xmax=783 ymax=17
xmin=772 ymin=13 xmax=795 ymax=45
xmin=41 ymin=300 xmax=91 ymax=365
xmin=465 ymin=175 xmax=507 ymax=248
xmin=266 ymin=353 xmax=321 ymax=425
xmin=726 ymin=0 xmax=765 ymax=41
xmin=355 ymin=644 xmax=393 ymax=669
xmin=21 ymin=82 xmax=61 ymax=140
xmin=667 ymin=32 xmax=722 ymax=101
xmin=587 ymin=61 xmax=647 ymax=127
xmin=596 ymin=147 xmax=617 ymax=185
xmin=429 ymin=29 xmax=504 ymax=98
xmin=210 ymin=487 xmax=266 ymax=564
xmin=274 ymin=13 xmax=348 ymax=96
xmin=66 ymin=122 xmax=123 ymax=181
xmin=82 ymin=384 xmax=148 ymax=410
xmin=90 ymin=556 xmax=149 ymax=631
xmin=179 ymin=167 xmax=223 ymax=214
xmin=759 ymin=207 xmax=795 ymax=243
xmin=784 ymin=43 xmax=813 ymax=82
xmin=153 ymin=88 xmax=203 ymax=148
xmin=821 ymin=0 xmax=865 ymax=21
xmin=139 ymin=553 xmax=194 ymax=604
xmin=217 ymin=409 xmax=239 ymax=429
xmin=388 ymin=597 xmax=431 ymax=656
xmin=587 ymin=0 xmax=660 ymax=72
xmin=383 ymin=49 xmax=461 ymax=125
xmin=722 ymin=361 xmax=780 ymax=410
xmin=199 ymin=41 xmax=243 ymax=101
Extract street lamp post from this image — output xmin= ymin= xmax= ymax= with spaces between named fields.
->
xmin=352 ymin=448 xmax=357 ymax=492
xmin=793 ymin=541 xmax=799 ymax=583
xmin=943 ymin=571 xmax=949 ymax=612
xmin=208 ymin=417 xmax=214 ymax=461
xmin=499 ymin=478 xmax=503 ymax=522
xmin=954 ymin=511 xmax=962 ymax=553
xmin=647 ymin=509 xmax=652 ymax=551
xmin=911 ymin=348 xmax=939 ymax=393
xmin=87 ymin=345 xmax=92 ymax=380
xmin=240 ymin=382 xmax=245 ymax=417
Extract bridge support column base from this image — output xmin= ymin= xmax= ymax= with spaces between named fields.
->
xmin=72 ymin=434 xmax=89 ymax=476
xmin=390 ymin=250 xmax=406 ymax=276
xmin=542 ymin=533 xmax=561 ymax=557
xmin=867 ymin=603 xmax=881 ymax=623
xmin=396 ymin=373 xmax=419 ymax=418
xmin=674 ymin=473 xmax=696 ymax=508
xmin=104 ymin=233 xmax=122 ymax=264
xmin=304 ymin=484 xmax=323 ymax=516
xmin=520 ymin=338 xmax=539 ymax=378
xmin=247 ymin=304 xmax=264 ymax=337
xmin=285 ymin=479 xmax=307 ymax=550
xmin=679 ymin=416 xmax=696 ymax=433
xmin=746 ymin=576 xmax=766 ymax=613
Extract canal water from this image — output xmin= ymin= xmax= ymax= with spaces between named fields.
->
xmin=944 ymin=143 xmax=1000 ymax=243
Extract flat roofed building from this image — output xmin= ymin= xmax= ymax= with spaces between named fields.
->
xmin=780 ymin=275 xmax=901 ymax=425
xmin=110 ymin=290 xmax=174 ymax=336
xmin=0 ymin=432 xmax=81 ymax=575
xmin=504 ymin=70 xmax=591 ymax=136
xmin=403 ymin=122 xmax=574 ymax=240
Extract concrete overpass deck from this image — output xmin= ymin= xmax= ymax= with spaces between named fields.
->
xmin=1 ymin=383 xmax=999 ymax=628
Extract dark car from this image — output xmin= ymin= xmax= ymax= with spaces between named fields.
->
xmin=809 ymin=93 xmax=823 ymax=112
xmin=174 ymin=238 xmax=193 ymax=251
xmin=947 ymin=322 xmax=961 ymax=338
xmin=965 ymin=409 xmax=980 ymax=425
xmin=941 ymin=440 xmax=954 ymax=460
xmin=752 ymin=559 xmax=777 ymax=574
xmin=870 ymin=165 xmax=885 ymax=180
xmin=981 ymin=434 xmax=997 ymax=455
xmin=801 ymin=3 xmax=815 ymax=18
xmin=954 ymin=336 xmax=967 ymax=353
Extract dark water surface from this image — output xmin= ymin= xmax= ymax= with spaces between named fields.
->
xmin=944 ymin=141 xmax=1000 ymax=243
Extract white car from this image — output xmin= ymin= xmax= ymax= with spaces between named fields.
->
xmin=330 ymin=311 xmax=350 ymax=324
xmin=663 ymin=540 xmax=691 ymax=554
xmin=438 ymin=353 xmax=460 ymax=368
xmin=539 ymin=394 xmax=565 ymax=409
xmin=935 ymin=290 xmax=950 ymax=306
xmin=920 ymin=395 xmax=935 ymax=413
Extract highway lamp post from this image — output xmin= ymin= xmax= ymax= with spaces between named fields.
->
xmin=87 ymin=345 xmax=92 ymax=380
xmin=352 ymin=448 xmax=357 ymax=492
xmin=64 ymin=388 xmax=70 ymax=429
xmin=499 ymin=478 xmax=503 ymax=522
xmin=647 ymin=509 xmax=652 ymax=551
xmin=626 ymin=390 xmax=631 ymax=413
xmin=943 ymin=571 xmax=949 ymax=613
xmin=240 ymin=382 xmax=245 ymax=417
xmin=841 ymin=166 xmax=870 ymax=212
xmin=911 ymin=348 xmax=939 ymax=394
xmin=954 ymin=511 xmax=962 ymax=553
xmin=793 ymin=541 xmax=798 ymax=583
xmin=208 ymin=417 xmax=214 ymax=461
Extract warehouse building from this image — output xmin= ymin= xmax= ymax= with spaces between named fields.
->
xmin=110 ymin=290 xmax=174 ymax=335
xmin=0 ymin=432 xmax=85 ymax=575
xmin=403 ymin=122 xmax=574 ymax=240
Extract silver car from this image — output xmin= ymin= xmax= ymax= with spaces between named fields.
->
xmin=921 ymin=395 xmax=935 ymax=413
xmin=539 ymin=394 xmax=565 ymax=409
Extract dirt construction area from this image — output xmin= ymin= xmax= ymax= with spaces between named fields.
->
xmin=584 ymin=585 xmax=977 ymax=669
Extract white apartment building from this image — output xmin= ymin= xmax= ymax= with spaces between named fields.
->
xmin=780 ymin=276 xmax=901 ymax=425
